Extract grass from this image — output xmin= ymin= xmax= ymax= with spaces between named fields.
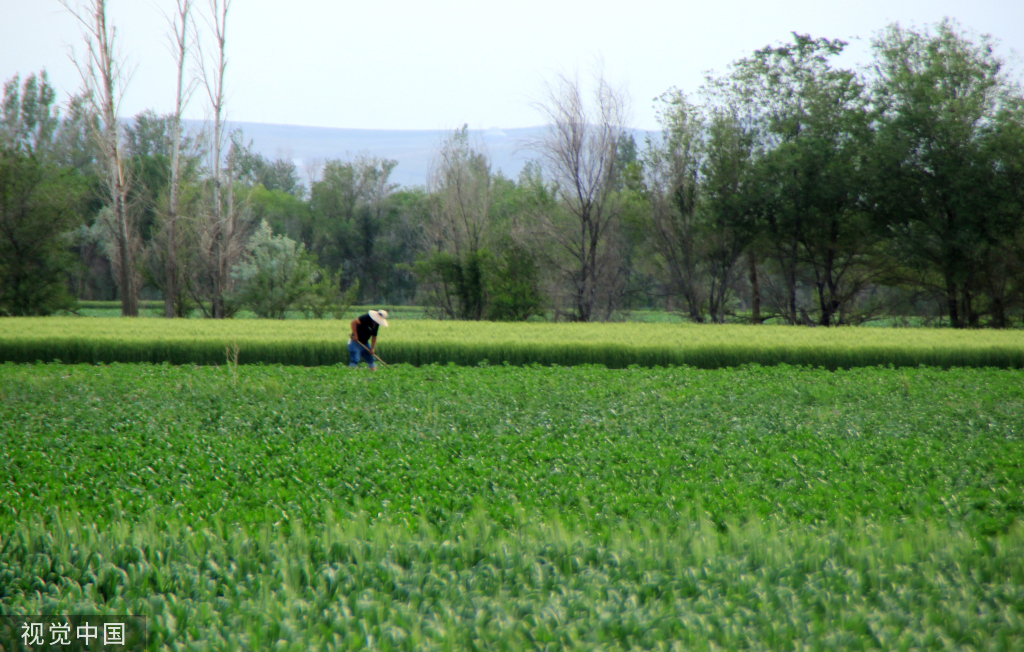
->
xmin=3 ymin=317 xmax=1024 ymax=368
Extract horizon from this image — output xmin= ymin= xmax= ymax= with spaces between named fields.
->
xmin=134 ymin=120 xmax=659 ymax=188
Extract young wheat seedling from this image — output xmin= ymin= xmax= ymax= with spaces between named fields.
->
xmin=225 ymin=339 xmax=240 ymax=385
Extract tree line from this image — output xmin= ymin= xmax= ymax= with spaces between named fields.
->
xmin=2 ymin=7 xmax=1022 ymax=327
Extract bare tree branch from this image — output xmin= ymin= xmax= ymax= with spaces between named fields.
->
xmin=195 ymin=0 xmax=233 ymax=318
xmin=528 ymin=72 xmax=629 ymax=321
xmin=161 ymin=0 xmax=197 ymax=317
xmin=59 ymin=0 xmax=140 ymax=316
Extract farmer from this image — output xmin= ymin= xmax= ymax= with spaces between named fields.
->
xmin=349 ymin=309 xmax=389 ymax=370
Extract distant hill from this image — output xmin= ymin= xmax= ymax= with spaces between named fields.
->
xmin=182 ymin=121 xmax=654 ymax=188
xmin=181 ymin=121 xmax=549 ymax=188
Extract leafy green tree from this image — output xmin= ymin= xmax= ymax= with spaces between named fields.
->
xmin=640 ymin=91 xmax=758 ymax=323
xmin=377 ymin=187 xmax=429 ymax=304
xmin=52 ymin=93 xmax=101 ymax=177
xmin=641 ymin=93 xmax=708 ymax=322
xmin=0 ymin=150 xmax=85 ymax=315
xmin=730 ymin=34 xmax=877 ymax=325
xmin=126 ymin=110 xmax=173 ymax=158
xmin=485 ymin=170 xmax=551 ymax=320
xmin=310 ymin=155 xmax=398 ymax=302
xmin=487 ymin=245 xmax=544 ymax=321
xmin=130 ymin=111 xmax=206 ymax=319
xmin=143 ymin=169 xmax=204 ymax=318
xmin=612 ymin=133 xmax=639 ymax=192
xmin=699 ymin=109 xmax=764 ymax=322
xmin=981 ymin=97 xmax=1024 ymax=326
xmin=301 ymin=276 xmax=358 ymax=320
xmin=869 ymin=19 xmax=1023 ymax=327
xmin=125 ymin=111 xmax=172 ymax=243
xmin=1 ymin=72 xmax=59 ymax=155
xmin=0 ymin=71 xmax=86 ymax=315
xmin=231 ymin=135 xmax=304 ymax=197
xmin=249 ymin=184 xmax=314 ymax=249
xmin=417 ymin=126 xmax=493 ymax=320
xmin=230 ymin=221 xmax=319 ymax=319
xmin=414 ymin=249 xmax=494 ymax=321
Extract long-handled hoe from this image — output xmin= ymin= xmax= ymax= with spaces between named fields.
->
xmin=354 ymin=339 xmax=389 ymax=369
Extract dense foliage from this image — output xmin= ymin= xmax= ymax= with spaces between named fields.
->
xmin=0 ymin=72 xmax=90 ymax=316
xmin=1 ymin=363 xmax=1022 ymax=649
xmin=3 ymin=19 xmax=1022 ymax=326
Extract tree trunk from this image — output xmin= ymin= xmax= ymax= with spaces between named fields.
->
xmin=203 ymin=0 xmax=230 ymax=319
xmin=165 ymin=0 xmax=192 ymax=319
xmin=964 ymin=289 xmax=979 ymax=328
xmin=63 ymin=0 xmax=139 ymax=316
xmin=211 ymin=111 xmax=223 ymax=319
xmin=787 ymin=266 xmax=797 ymax=325
xmin=165 ymin=117 xmax=180 ymax=318
xmin=817 ymin=283 xmax=831 ymax=327
xmin=748 ymin=250 xmax=760 ymax=324
xmin=585 ymin=227 xmax=599 ymax=322
xmin=946 ymin=278 xmax=961 ymax=328
xmin=992 ymin=295 xmax=1006 ymax=329
xmin=115 ymin=195 xmax=135 ymax=316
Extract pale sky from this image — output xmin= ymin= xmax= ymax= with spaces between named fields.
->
xmin=2 ymin=0 xmax=1022 ymax=132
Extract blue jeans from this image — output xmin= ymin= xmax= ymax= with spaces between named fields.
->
xmin=348 ymin=340 xmax=376 ymax=368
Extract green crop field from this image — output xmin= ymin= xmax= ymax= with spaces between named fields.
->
xmin=2 ymin=361 xmax=1023 ymax=650
xmin=3 ymin=317 xmax=1024 ymax=369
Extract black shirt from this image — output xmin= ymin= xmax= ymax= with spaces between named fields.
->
xmin=354 ymin=314 xmax=380 ymax=345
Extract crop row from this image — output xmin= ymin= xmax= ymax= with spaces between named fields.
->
xmin=2 ymin=362 xmax=1023 ymax=649
xmin=3 ymin=317 xmax=1024 ymax=368
xmin=3 ymin=362 xmax=1022 ymax=535
xmin=2 ymin=512 xmax=1022 ymax=651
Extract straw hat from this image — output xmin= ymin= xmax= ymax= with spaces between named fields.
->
xmin=368 ymin=309 xmax=389 ymax=327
